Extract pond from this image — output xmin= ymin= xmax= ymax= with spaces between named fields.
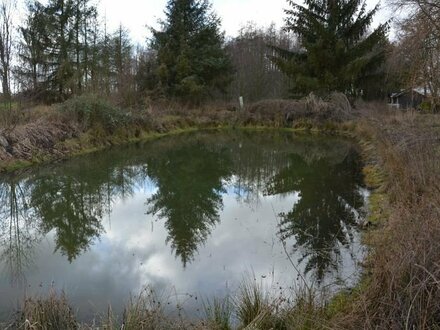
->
xmin=0 ymin=130 xmax=368 ymax=322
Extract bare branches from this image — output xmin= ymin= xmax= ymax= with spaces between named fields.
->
xmin=0 ymin=0 xmax=15 ymax=100
xmin=389 ymin=0 xmax=440 ymax=110
xmin=389 ymin=0 xmax=440 ymax=33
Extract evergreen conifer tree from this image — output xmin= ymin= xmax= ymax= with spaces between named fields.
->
xmin=18 ymin=2 xmax=50 ymax=97
xmin=151 ymin=0 xmax=232 ymax=103
xmin=18 ymin=0 xmax=98 ymax=102
xmin=270 ymin=0 xmax=388 ymax=98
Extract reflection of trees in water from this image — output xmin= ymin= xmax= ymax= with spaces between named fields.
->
xmin=0 ymin=150 xmax=150 ymax=283
xmin=230 ymin=142 xmax=289 ymax=206
xmin=0 ymin=179 xmax=40 ymax=285
xmin=223 ymin=131 xmax=356 ymax=207
xmin=28 ymin=156 xmax=149 ymax=262
xmin=143 ymin=131 xmax=365 ymax=276
xmin=146 ymin=143 xmax=231 ymax=266
xmin=267 ymin=149 xmax=365 ymax=282
xmin=30 ymin=175 xmax=106 ymax=262
xmin=0 ymin=131 xmax=366 ymax=282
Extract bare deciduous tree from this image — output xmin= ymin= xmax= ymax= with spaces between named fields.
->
xmin=226 ymin=23 xmax=297 ymax=102
xmin=389 ymin=0 xmax=440 ymax=110
xmin=389 ymin=0 xmax=440 ymax=33
xmin=0 ymin=0 xmax=14 ymax=101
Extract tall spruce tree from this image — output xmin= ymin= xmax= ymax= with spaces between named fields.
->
xmin=18 ymin=0 xmax=98 ymax=102
xmin=45 ymin=0 xmax=76 ymax=100
xmin=270 ymin=0 xmax=388 ymax=98
xmin=151 ymin=0 xmax=232 ymax=103
xmin=18 ymin=2 xmax=49 ymax=97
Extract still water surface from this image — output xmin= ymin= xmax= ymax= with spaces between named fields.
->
xmin=0 ymin=130 xmax=367 ymax=321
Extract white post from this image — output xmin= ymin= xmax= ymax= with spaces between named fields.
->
xmin=239 ymin=96 xmax=244 ymax=110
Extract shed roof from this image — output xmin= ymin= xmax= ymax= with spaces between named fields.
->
xmin=390 ymin=88 xmax=428 ymax=98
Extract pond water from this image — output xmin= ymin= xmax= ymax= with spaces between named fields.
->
xmin=0 ymin=130 xmax=367 ymax=322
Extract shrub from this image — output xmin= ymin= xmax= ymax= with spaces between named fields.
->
xmin=419 ymin=101 xmax=432 ymax=113
xmin=57 ymin=94 xmax=130 ymax=132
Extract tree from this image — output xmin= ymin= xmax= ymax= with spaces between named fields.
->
xmin=16 ymin=0 xmax=76 ymax=102
xmin=388 ymin=0 xmax=440 ymax=111
xmin=111 ymin=25 xmax=135 ymax=105
xmin=225 ymin=23 xmax=294 ymax=102
xmin=135 ymin=46 xmax=160 ymax=97
xmin=270 ymin=0 xmax=388 ymax=98
xmin=72 ymin=0 xmax=98 ymax=94
xmin=389 ymin=0 xmax=440 ymax=34
xmin=392 ymin=13 xmax=440 ymax=111
xmin=44 ymin=0 xmax=76 ymax=100
xmin=17 ymin=0 xmax=99 ymax=102
xmin=0 ymin=0 xmax=14 ymax=101
xmin=17 ymin=1 xmax=51 ymax=100
xmin=151 ymin=0 xmax=232 ymax=103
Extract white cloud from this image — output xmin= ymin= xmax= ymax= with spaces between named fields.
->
xmin=97 ymin=0 xmax=166 ymax=43
xmin=97 ymin=0 xmax=391 ymax=44
xmin=214 ymin=0 xmax=286 ymax=35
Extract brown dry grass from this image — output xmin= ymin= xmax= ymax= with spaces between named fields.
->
xmin=4 ymin=282 xmax=327 ymax=330
xmin=0 ymin=116 xmax=79 ymax=165
xmin=2 ymin=96 xmax=440 ymax=328
xmin=14 ymin=290 xmax=78 ymax=330
xmin=333 ymin=112 xmax=440 ymax=329
xmin=244 ymin=92 xmax=356 ymax=126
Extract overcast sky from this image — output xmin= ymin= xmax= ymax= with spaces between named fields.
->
xmin=98 ymin=0 xmax=392 ymax=44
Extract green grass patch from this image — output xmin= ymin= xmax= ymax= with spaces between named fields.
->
xmin=362 ymin=164 xmax=385 ymax=189
xmin=367 ymin=192 xmax=389 ymax=225
xmin=1 ymin=160 xmax=33 ymax=172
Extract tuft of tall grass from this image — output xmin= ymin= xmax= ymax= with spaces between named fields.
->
xmin=234 ymin=278 xmax=276 ymax=329
xmin=203 ymin=295 xmax=233 ymax=330
xmin=119 ymin=286 xmax=173 ymax=330
xmin=282 ymin=285 xmax=328 ymax=330
xmin=16 ymin=290 xmax=77 ymax=330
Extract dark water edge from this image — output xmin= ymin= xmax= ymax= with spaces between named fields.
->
xmin=0 ymin=129 xmax=368 ymax=322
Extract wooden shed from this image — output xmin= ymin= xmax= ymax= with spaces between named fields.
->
xmin=388 ymin=89 xmax=427 ymax=110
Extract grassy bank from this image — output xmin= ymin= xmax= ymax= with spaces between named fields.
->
xmin=332 ymin=113 xmax=440 ymax=329
xmin=0 ymin=93 xmax=355 ymax=173
xmin=1 ymin=95 xmax=439 ymax=328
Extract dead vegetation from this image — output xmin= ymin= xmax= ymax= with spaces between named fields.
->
xmin=1 ymin=96 xmax=440 ymax=328
xmin=12 ymin=290 xmax=77 ymax=330
xmin=244 ymin=92 xmax=355 ymax=126
xmin=0 ymin=117 xmax=78 ymax=164
xmin=3 ymin=282 xmax=327 ymax=330
xmin=331 ymin=112 xmax=440 ymax=329
xmin=0 ymin=93 xmax=358 ymax=172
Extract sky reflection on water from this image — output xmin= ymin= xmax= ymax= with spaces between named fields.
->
xmin=0 ymin=130 xmax=367 ymax=321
